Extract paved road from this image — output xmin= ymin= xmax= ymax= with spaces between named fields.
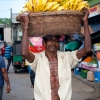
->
xmin=3 ymin=59 xmax=100 ymax=100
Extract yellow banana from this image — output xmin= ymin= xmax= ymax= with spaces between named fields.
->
xmin=69 ymin=0 xmax=76 ymax=3
xmin=23 ymin=2 xmax=27 ymax=8
xmin=78 ymin=1 xmax=88 ymax=6
xmin=35 ymin=0 xmax=43 ymax=12
xmin=75 ymin=0 xmax=83 ymax=4
xmin=52 ymin=0 xmax=62 ymax=2
xmin=60 ymin=1 xmax=64 ymax=6
xmin=50 ymin=4 xmax=60 ymax=11
xmin=35 ymin=0 xmax=39 ymax=6
xmin=65 ymin=7 xmax=69 ymax=10
xmin=33 ymin=2 xmax=40 ymax=12
xmin=76 ymin=5 xmax=85 ymax=11
xmin=38 ymin=0 xmax=43 ymax=7
xmin=63 ymin=2 xmax=69 ymax=8
xmin=37 ymin=0 xmax=43 ymax=11
xmin=48 ymin=0 xmax=52 ymax=1
xmin=33 ymin=0 xmax=37 ymax=6
xmin=69 ymin=3 xmax=74 ymax=10
xmin=42 ymin=0 xmax=48 ymax=7
xmin=76 ymin=1 xmax=88 ymax=11
xmin=28 ymin=0 xmax=34 ymax=12
xmin=34 ymin=0 xmax=42 ymax=12
xmin=76 ymin=1 xmax=88 ymax=8
xmin=66 ymin=0 xmax=69 ymax=2
xmin=85 ymin=4 xmax=90 ymax=9
xmin=21 ymin=7 xmax=29 ymax=13
xmin=39 ymin=0 xmax=47 ymax=12
xmin=44 ymin=2 xmax=54 ymax=11
xmin=32 ymin=4 xmax=35 ymax=12
xmin=44 ymin=2 xmax=58 ymax=11
xmin=72 ymin=2 xmax=78 ymax=10
xmin=33 ymin=6 xmax=38 ymax=12
xmin=25 ymin=2 xmax=29 ymax=8
xmin=60 ymin=0 xmax=68 ymax=6
xmin=69 ymin=0 xmax=77 ymax=10
xmin=29 ymin=0 xmax=33 ymax=6
xmin=27 ymin=1 xmax=33 ymax=12
xmin=57 ymin=6 xmax=64 ymax=11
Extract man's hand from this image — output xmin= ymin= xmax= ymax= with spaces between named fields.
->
xmin=6 ymin=85 xmax=11 ymax=93
xmin=82 ymin=9 xmax=90 ymax=22
xmin=21 ymin=14 xmax=29 ymax=27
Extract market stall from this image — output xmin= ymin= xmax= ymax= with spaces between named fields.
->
xmin=73 ymin=2 xmax=100 ymax=83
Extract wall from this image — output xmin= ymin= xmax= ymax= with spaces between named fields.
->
xmin=4 ymin=27 xmax=12 ymax=44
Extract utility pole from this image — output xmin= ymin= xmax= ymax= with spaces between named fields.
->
xmin=10 ymin=8 xmax=12 ymax=41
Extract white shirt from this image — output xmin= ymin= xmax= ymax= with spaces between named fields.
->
xmin=26 ymin=50 xmax=81 ymax=100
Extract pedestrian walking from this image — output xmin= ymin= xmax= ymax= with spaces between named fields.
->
xmin=23 ymin=60 xmax=35 ymax=88
xmin=4 ymin=44 xmax=12 ymax=72
xmin=21 ymin=9 xmax=91 ymax=100
xmin=0 ymin=56 xmax=11 ymax=100
xmin=27 ymin=66 xmax=35 ymax=88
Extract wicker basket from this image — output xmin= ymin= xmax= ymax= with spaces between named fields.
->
xmin=16 ymin=10 xmax=83 ymax=37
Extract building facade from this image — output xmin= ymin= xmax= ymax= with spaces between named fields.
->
xmin=0 ymin=24 xmax=12 ymax=43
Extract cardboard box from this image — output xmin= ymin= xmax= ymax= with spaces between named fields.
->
xmin=87 ymin=71 xmax=94 ymax=81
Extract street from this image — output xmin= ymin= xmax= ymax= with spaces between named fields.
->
xmin=3 ymin=59 xmax=100 ymax=100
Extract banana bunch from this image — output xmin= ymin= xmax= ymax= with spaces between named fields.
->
xmin=61 ymin=0 xmax=89 ymax=11
xmin=48 ymin=0 xmax=62 ymax=2
xmin=21 ymin=0 xmax=33 ymax=13
xmin=76 ymin=1 xmax=89 ymax=11
xmin=20 ymin=0 xmax=90 ymax=13
xmin=44 ymin=2 xmax=60 ymax=11
xmin=52 ymin=0 xmax=62 ymax=2
xmin=33 ymin=0 xmax=48 ymax=12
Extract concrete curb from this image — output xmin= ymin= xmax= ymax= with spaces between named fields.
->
xmin=72 ymin=73 xmax=100 ymax=91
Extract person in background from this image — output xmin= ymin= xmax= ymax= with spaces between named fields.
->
xmin=21 ymin=9 xmax=91 ymax=100
xmin=4 ymin=44 xmax=12 ymax=72
xmin=22 ymin=56 xmax=35 ymax=88
xmin=23 ymin=60 xmax=35 ymax=100
xmin=24 ymin=60 xmax=35 ymax=88
xmin=27 ymin=66 xmax=35 ymax=88
xmin=0 ymin=56 xmax=11 ymax=100
xmin=1 ymin=41 xmax=7 ymax=56
xmin=65 ymin=35 xmax=82 ymax=51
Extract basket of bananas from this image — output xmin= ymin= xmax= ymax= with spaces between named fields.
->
xmin=17 ymin=0 xmax=89 ymax=37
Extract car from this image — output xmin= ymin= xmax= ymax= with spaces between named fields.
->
xmin=0 ymin=41 xmax=6 ymax=56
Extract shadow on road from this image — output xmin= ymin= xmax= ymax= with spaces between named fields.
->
xmin=15 ymin=69 xmax=28 ymax=74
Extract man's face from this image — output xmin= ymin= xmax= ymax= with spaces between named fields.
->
xmin=43 ymin=37 xmax=59 ymax=53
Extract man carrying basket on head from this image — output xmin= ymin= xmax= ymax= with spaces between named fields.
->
xmin=21 ymin=9 xmax=91 ymax=100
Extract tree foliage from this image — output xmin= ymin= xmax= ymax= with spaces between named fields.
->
xmin=0 ymin=18 xmax=11 ymax=26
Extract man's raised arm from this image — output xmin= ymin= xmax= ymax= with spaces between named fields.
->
xmin=76 ymin=9 xmax=92 ymax=59
xmin=21 ymin=14 xmax=35 ymax=63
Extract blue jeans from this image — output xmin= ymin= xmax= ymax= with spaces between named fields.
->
xmin=7 ymin=58 xmax=12 ymax=72
xmin=27 ymin=66 xmax=35 ymax=87
xmin=0 ymin=86 xmax=3 ymax=100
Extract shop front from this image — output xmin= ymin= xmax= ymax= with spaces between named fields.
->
xmin=73 ymin=2 xmax=100 ymax=90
